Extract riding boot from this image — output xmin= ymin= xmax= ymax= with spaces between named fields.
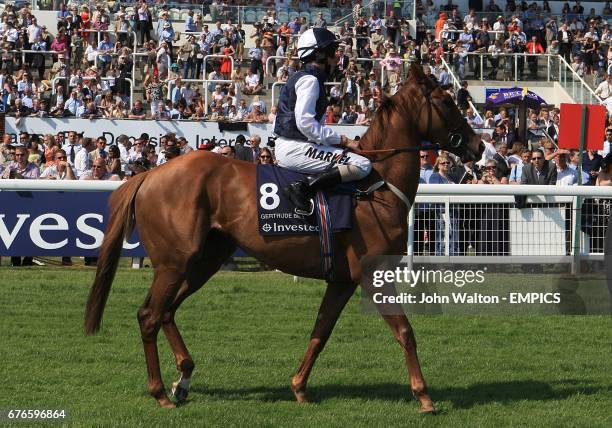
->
xmin=284 ymin=169 xmax=343 ymax=213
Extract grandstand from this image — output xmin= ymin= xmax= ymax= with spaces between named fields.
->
xmin=1 ymin=0 xmax=611 ymax=178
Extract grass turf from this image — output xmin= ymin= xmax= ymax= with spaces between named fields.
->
xmin=0 ymin=268 xmax=611 ymax=427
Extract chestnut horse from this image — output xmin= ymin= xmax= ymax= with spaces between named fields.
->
xmin=84 ymin=63 xmax=483 ymax=412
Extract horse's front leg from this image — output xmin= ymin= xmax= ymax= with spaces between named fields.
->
xmin=292 ymin=281 xmax=357 ymax=403
xmin=361 ymin=281 xmax=435 ymax=413
xmin=382 ymin=314 xmax=435 ymax=413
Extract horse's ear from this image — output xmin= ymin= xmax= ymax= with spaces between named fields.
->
xmin=409 ymin=62 xmax=426 ymax=83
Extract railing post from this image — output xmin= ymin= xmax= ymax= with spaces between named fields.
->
xmin=514 ymin=54 xmax=518 ymax=83
xmin=407 ymin=200 xmax=415 ymax=271
xmin=571 ymin=196 xmax=581 ymax=274
xmin=444 ymin=199 xmax=450 ymax=256
xmin=480 ymin=54 xmax=484 ymax=81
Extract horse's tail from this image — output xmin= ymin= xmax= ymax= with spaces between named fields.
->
xmin=84 ymin=172 xmax=149 ymax=335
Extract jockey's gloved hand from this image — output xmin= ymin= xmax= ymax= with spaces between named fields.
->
xmin=341 ymin=135 xmax=360 ymax=152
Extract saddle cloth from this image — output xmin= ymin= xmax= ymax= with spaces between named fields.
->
xmin=256 ymin=164 xmax=353 ymax=236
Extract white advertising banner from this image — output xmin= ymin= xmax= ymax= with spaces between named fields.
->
xmin=5 ymin=117 xmax=368 ymax=149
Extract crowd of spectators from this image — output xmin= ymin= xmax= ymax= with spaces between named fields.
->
xmin=1 ymin=1 xmax=612 ymax=173
xmin=2 ymin=0 xmax=612 ymax=124
xmin=0 ymin=129 xmax=275 ymax=182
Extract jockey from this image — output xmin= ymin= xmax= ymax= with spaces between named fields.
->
xmin=273 ymin=28 xmax=372 ymax=214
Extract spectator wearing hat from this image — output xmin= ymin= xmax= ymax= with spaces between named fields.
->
xmin=370 ymin=26 xmax=385 ymax=53
xmin=160 ymin=21 xmax=176 ymax=60
xmin=115 ymin=12 xmax=132 ymax=45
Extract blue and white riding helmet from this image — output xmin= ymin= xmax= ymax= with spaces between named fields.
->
xmin=297 ymin=28 xmax=340 ymax=61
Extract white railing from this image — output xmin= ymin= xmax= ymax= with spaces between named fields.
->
xmin=2 ymin=181 xmax=610 ymax=272
xmin=51 ymin=77 xmax=134 ymax=109
xmin=202 ymin=54 xmax=234 ymax=80
xmin=439 ymin=56 xmax=483 ymax=121
xmin=408 ymin=185 xmax=612 ymax=273
xmin=271 ymin=81 xmax=361 ymax=109
xmin=557 ymin=55 xmax=603 ymax=105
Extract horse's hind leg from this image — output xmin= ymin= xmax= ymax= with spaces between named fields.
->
xmin=161 ymin=230 xmax=237 ymax=404
xmin=292 ymin=281 xmax=357 ymax=403
xmin=137 ymin=268 xmax=185 ymax=408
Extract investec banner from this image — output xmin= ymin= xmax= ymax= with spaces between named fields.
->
xmin=5 ymin=118 xmax=368 ymax=149
xmin=0 ymin=190 xmax=145 ymax=257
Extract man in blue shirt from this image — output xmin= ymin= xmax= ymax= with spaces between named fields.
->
xmin=419 ymin=151 xmax=434 ymax=183
xmin=184 ymin=10 xmax=197 ymax=32
xmin=97 ymin=33 xmax=114 ymax=74
xmin=63 ymin=91 xmax=83 ymax=117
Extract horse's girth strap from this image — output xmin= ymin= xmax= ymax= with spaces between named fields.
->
xmin=386 ymin=182 xmax=412 ymax=211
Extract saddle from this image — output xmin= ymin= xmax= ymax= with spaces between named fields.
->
xmin=256 ymin=164 xmax=386 ymax=280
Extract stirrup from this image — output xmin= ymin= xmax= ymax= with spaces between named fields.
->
xmin=294 ymin=199 xmax=315 ymax=216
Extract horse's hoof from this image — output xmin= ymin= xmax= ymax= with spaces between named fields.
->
xmin=418 ymin=405 xmax=437 ymax=415
xmin=158 ymin=397 xmax=176 ymax=409
xmin=294 ymin=392 xmax=310 ymax=404
xmin=291 ymin=385 xmax=310 ymax=404
xmin=171 ymin=381 xmax=189 ymax=404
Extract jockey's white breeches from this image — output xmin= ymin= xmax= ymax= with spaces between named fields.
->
xmin=274 ymin=138 xmax=372 ymax=180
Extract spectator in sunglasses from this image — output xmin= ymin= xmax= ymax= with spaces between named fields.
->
xmin=419 ymin=150 xmax=433 ymax=183
xmin=1 ymin=146 xmax=40 ymax=179
xmin=479 ymin=159 xmax=505 ymax=184
xmin=80 ymin=157 xmax=121 ymax=181
xmin=40 ymin=149 xmax=76 ymax=180
xmin=429 ymin=153 xmax=455 ymax=184
xmin=257 ymin=147 xmax=274 ymax=165
xmin=520 ymin=149 xmax=557 ymax=185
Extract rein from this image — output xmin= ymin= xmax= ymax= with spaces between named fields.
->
xmin=353 ymin=143 xmax=441 ymax=163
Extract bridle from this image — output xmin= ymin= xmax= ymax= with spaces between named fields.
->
xmin=354 ymin=86 xmax=466 ymax=163
xmin=422 ymin=86 xmax=466 ymax=152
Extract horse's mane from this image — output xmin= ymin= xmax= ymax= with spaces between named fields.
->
xmin=360 ymin=85 xmax=413 ymax=151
